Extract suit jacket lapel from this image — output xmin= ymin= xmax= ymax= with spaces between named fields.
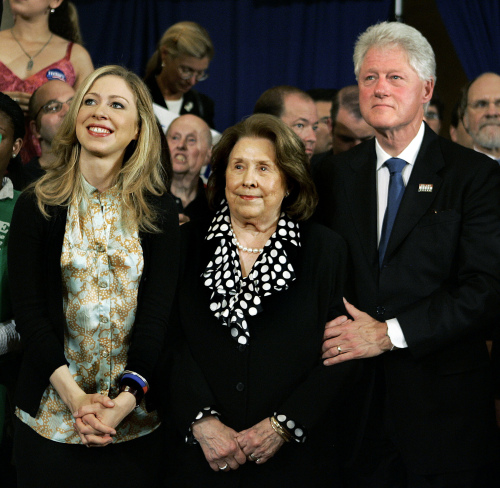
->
xmin=384 ymin=126 xmax=444 ymax=261
xmin=343 ymin=142 xmax=379 ymax=280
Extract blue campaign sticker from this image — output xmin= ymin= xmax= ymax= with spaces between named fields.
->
xmin=46 ymin=69 xmax=67 ymax=82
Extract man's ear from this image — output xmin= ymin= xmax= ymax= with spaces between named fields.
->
xmin=422 ymin=78 xmax=434 ymax=105
xmin=204 ymin=145 xmax=212 ymax=166
xmin=30 ymin=119 xmax=42 ymax=141
xmin=462 ymin=112 xmax=471 ymax=134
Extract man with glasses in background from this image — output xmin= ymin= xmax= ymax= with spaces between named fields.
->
xmin=330 ymin=85 xmax=375 ymax=155
xmin=24 ymin=80 xmax=75 ymax=184
xmin=311 ymin=85 xmax=375 ymax=171
xmin=461 ymin=72 xmax=500 ymax=163
xmin=306 ymin=88 xmax=337 ymax=156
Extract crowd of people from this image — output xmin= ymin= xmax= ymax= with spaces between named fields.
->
xmin=1 ymin=1 xmax=500 ymax=487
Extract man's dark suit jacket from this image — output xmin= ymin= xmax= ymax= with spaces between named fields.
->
xmin=314 ymin=124 xmax=500 ymax=476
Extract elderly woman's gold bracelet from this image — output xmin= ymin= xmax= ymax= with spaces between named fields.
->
xmin=270 ymin=416 xmax=292 ymax=442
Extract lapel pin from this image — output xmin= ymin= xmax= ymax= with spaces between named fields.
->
xmin=418 ymin=184 xmax=433 ymax=192
xmin=184 ymin=102 xmax=194 ymax=112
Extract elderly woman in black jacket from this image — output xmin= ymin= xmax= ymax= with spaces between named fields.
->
xmin=166 ymin=113 xmax=358 ymax=487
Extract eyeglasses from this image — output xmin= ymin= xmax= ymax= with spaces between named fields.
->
xmin=35 ymin=97 xmax=74 ymax=119
xmin=468 ymin=99 xmax=500 ymax=111
xmin=177 ymin=64 xmax=209 ymax=82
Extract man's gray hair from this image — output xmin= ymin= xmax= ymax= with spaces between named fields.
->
xmin=353 ymin=22 xmax=436 ymax=83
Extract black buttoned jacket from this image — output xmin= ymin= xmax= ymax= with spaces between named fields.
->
xmin=165 ymin=218 xmax=360 ymax=487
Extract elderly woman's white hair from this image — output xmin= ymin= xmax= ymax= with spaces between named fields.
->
xmin=353 ymin=21 xmax=436 ymax=83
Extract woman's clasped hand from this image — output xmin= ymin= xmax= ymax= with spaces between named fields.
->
xmin=192 ymin=416 xmax=285 ymax=472
xmin=71 ymin=393 xmax=138 ymax=447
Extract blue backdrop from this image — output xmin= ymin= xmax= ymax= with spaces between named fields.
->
xmin=73 ymin=0 xmax=392 ymax=131
xmin=436 ymin=0 xmax=500 ymax=80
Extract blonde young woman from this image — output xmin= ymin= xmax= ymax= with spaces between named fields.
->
xmin=144 ymin=21 xmax=215 ymax=128
xmin=8 ymin=65 xmax=179 ymax=488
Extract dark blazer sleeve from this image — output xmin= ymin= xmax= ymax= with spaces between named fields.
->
xmin=126 ymin=193 xmax=180 ymax=387
xmin=170 ymin=338 xmax=220 ymax=435
xmin=276 ymin=229 xmax=361 ymax=430
xmin=8 ymin=191 xmax=68 ymax=414
xmin=167 ymin=220 xmax=219 ymax=434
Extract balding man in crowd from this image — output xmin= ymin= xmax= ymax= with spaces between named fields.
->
xmin=25 ymin=80 xmax=75 ymax=184
xmin=254 ymin=85 xmax=318 ymax=159
xmin=461 ymin=72 xmax=500 ymax=162
xmin=167 ymin=114 xmax=212 ymax=224
xmin=331 ymin=85 xmax=375 ymax=155
xmin=311 ymin=85 xmax=375 ymax=170
xmin=307 ymin=88 xmax=337 ymax=155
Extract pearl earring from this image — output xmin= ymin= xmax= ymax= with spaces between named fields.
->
xmin=50 ymin=8 xmax=55 ymax=13
xmin=12 ymin=153 xmax=17 ymax=158
xmin=285 ymin=191 xmax=290 ymax=197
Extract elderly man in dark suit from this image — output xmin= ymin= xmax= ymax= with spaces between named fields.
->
xmin=315 ymin=21 xmax=500 ymax=487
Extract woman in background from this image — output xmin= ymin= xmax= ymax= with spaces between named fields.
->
xmin=8 ymin=65 xmax=178 ymax=488
xmin=0 ymin=0 xmax=94 ymax=162
xmin=144 ymin=21 xmax=215 ymax=128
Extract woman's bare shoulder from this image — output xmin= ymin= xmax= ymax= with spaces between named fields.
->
xmin=69 ymin=43 xmax=94 ymax=87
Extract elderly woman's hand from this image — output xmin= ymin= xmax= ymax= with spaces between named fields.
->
xmin=192 ymin=416 xmax=247 ymax=472
xmin=236 ymin=418 xmax=285 ymax=465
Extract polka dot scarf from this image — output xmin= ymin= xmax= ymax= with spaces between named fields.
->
xmin=203 ymin=202 xmax=300 ymax=346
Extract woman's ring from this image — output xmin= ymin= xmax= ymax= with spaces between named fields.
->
xmin=220 ymin=463 xmax=229 ymax=471
xmin=337 ymin=345 xmax=342 ymax=354
xmin=249 ymin=453 xmax=258 ymax=461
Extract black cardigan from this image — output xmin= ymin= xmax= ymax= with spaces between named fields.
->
xmin=165 ymin=218 xmax=361 ymax=487
xmin=8 ymin=191 xmax=179 ymax=416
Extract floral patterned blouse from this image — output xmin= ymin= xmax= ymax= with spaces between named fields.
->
xmin=16 ymin=178 xmax=160 ymax=443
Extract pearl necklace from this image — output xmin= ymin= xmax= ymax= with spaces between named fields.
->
xmin=230 ymin=226 xmax=264 ymax=254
